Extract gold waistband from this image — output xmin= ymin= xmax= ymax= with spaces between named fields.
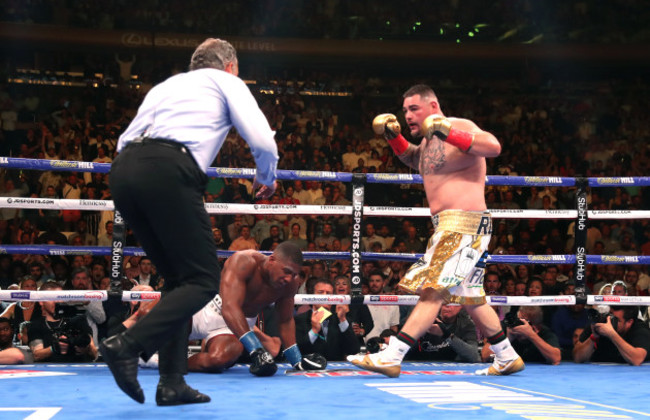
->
xmin=432 ymin=210 xmax=492 ymax=235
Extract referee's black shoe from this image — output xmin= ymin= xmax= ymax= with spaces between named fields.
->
xmin=156 ymin=375 xmax=211 ymax=406
xmin=100 ymin=333 xmax=145 ymax=404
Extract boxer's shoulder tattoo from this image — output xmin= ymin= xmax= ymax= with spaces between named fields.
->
xmin=420 ymin=139 xmax=445 ymax=174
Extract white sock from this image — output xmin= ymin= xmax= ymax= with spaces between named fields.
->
xmin=490 ymin=337 xmax=518 ymax=361
xmin=383 ymin=336 xmax=410 ymax=362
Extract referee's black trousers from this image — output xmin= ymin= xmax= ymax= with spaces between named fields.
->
xmin=109 ymin=140 xmax=219 ymax=377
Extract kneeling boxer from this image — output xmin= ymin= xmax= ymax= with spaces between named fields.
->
xmin=188 ymin=242 xmax=326 ymax=376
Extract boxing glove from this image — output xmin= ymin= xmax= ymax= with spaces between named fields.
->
xmin=293 ymin=353 xmax=327 ymax=371
xmin=249 ymin=348 xmax=278 ymax=377
xmin=373 ymin=114 xmax=409 ymax=155
xmin=422 ymin=114 xmax=474 ymax=152
xmin=372 ymin=114 xmax=401 ymax=140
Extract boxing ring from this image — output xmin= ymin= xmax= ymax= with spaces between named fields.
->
xmin=3 ymin=362 xmax=650 ymax=419
xmin=2 ymin=157 xmax=650 ymax=419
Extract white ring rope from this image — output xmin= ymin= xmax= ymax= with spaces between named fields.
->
xmin=2 ymin=198 xmax=650 ymax=219
xmin=3 ymin=290 xmax=648 ymax=307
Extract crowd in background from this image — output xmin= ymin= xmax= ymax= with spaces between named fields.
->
xmin=2 ymin=0 xmax=649 ymax=43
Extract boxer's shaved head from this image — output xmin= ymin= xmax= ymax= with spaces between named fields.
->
xmin=403 ymin=84 xmax=437 ymax=101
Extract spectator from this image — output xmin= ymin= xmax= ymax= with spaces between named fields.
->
xmin=291 ymin=180 xmax=311 ymax=205
xmin=61 ymin=174 xmax=83 ymax=230
xmin=132 ymin=257 xmax=162 ymax=289
xmin=514 ymin=281 xmax=527 ymax=296
xmin=294 ymin=278 xmax=360 ymax=361
xmin=0 ymin=179 xmax=29 ymax=224
xmin=228 ymin=225 xmax=258 ymax=251
xmin=614 ymin=234 xmax=637 ymax=256
xmin=97 ymin=220 xmax=114 ymax=247
xmin=226 ymin=214 xmax=246 ymax=243
xmin=67 ymin=219 xmax=97 ymax=246
xmin=541 ymin=268 xmax=562 ymax=295
xmin=251 ymin=214 xmax=284 ymax=245
xmin=279 ymin=184 xmax=300 ymax=205
xmin=334 ymin=275 xmax=373 ymax=345
xmin=27 ymin=261 xmax=51 ymax=287
xmin=623 ymin=268 xmax=647 ymax=296
xmin=377 ymin=223 xmax=395 ymax=250
xmin=306 ymin=181 xmax=323 ymax=204
xmin=0 ymin=317 xmax=33 ymax=364
xmin=526 ymin=278 xmax=544 ymax=296
xmin=314 ymin=222 xmax=337 ymax=251
xmin=612 ymin=280 xmax=628 ymax=296
xmin=212 ymin=228 xmax=228 ymax=249
xmin=0 ymin=277 xmax=43 ymax=334
xmin=364 ymin=270 xmax=399 ymax=342
xmin=502 ymin=277 xmax=516 ymax=296
xmin=484 ymin=272 xmax=502 ymax=296
xmin=260 ymin=225 xmax=283 ymax=251
xmin=89 ymin=259 xmax=107 ymax=290
xmin=285 ymin=223 xmax=308 ymax=251
xmin=361 ymin=223 xmax=387 ymax=251
xmin=402 ymin=225 xmax=425 ymax=254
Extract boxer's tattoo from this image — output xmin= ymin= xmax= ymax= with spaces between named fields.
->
xmin=420 ymin=139 xmax=445 ymax=174
xmin=396 ymin=144 xmax=421 ymax=170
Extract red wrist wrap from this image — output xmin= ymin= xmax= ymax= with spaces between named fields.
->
xmin=387 ymin=134 xmax=409 ymax=155
xmin=446 ymin=128 xmax=474 ymax=152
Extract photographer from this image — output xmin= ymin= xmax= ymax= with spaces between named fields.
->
xmin=483 ymin=306 xmax=561 ymax=365
xmin=406 ymin=304 xmax=480 ymax=363
xmin=573 ymin=305 xmax=650 ymax=366
xmin=28 ymin=281 xmax=97 ymax=362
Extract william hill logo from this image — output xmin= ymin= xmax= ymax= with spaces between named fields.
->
xmin=527 ymin=255 xmax=566 ymax=262
xmin=601 ymin=255 xmax=639 ymax=263
xmin=51 ymin=161 xmax=94 ymax=169
xmin=524 ymin=176 xmax=562 ymax=184
xmin=596 ymin=177 xmax=634 ymax=185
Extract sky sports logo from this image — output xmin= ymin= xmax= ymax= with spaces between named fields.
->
xmin=369 ymin=296 xmax=398 ymax=302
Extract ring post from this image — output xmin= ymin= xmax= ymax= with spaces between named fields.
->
xmin=350 ymin=173 xmax=366 ymax=305
xmin=574 ymin=177 xmax=588 ymax=304
xmin=109 ymin=210 xmax=127 ymax=299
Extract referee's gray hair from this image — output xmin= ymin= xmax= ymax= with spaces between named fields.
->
xmin=189 ymin=38 xmax=238 ymax=71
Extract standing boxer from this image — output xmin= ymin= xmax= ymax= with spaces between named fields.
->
xmin=349 ymin=84 xmax=524 ymax=377
xmin=103 ymin=38 xmax=279 ymax=405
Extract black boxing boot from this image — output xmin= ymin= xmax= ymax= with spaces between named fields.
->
xmin=156 ymin=374 xmax=211 ymax=406
xmin=100 ymin=332 xmax=145 ymax=404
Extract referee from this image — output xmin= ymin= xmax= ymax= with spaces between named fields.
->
xmin=101 ymin=38 xmax=278 ymax=405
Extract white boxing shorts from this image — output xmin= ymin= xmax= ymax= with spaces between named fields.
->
xmin=190 ymin=294 xmax=257 ymax=342
xmin=398 ymin=210 xmax=491 ymax=305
